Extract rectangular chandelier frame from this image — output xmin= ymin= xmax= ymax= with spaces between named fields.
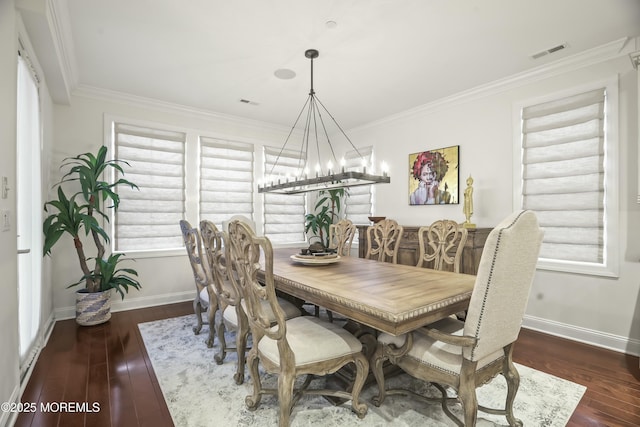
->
xmin=258 ymin=170 xmax=390 ymax=194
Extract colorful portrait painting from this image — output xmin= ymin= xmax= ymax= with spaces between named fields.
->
xmin=409 ymin=145 xmax=459 ymax=205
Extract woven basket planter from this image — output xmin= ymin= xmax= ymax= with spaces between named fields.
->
xmin=76 ymin=289 xmax=112 ymax=326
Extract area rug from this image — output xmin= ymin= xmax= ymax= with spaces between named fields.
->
xmin=138 ymin=315 xmax=586 ymax=427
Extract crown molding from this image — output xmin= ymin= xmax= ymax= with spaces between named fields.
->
xmin=47 ymin=0 xmax=78 ymax=90
xmin=72 ymin=84 xmax=293 ymax=134
xmin=353 ymin=37 xmax=635 ymax=132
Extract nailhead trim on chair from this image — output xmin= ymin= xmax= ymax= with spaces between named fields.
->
xmin=470 ymin=210 xmax=528 ymax=361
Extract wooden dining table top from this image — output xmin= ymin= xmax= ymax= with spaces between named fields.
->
xmin=270 ymin=248 xmax=476 ymax=336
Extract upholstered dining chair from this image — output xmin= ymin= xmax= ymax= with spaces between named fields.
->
xmin=365 ymin=218 xmax=403 ymax=263
xmin=417 ymin=219 xmax=468 ymax=273
xmin=226 ymin=220 xmax=369 ymax=427
xmin=179 ymin=220 xmax=216 ymax=347
xmin=328 ymin=218 xmax=357 ymax=256
xmin=371 ymin=210 xmax=543 ymax=426
xmin=200 ymin=220 xmax=301 ymax=385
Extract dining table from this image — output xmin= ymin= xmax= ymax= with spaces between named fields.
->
xmin=263 ymin=247 xmax=477 ymax=391
xmin=270 ymin=248 xmax=476 ymax=336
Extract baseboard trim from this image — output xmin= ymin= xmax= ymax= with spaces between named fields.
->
xmin=54 ymin=291 xmax=194 ymax=321
xmin=52 ymin=294 xmax=639 ymax=357
xmin=522 ymin=314 xmax=640 ymax=357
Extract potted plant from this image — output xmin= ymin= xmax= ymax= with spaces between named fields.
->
xmin=43 ymin=146 xmax=141 ymax=326
xmin=304 ymin=188 xmax=347 ymax=249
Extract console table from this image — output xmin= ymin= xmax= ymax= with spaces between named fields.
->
xmin=356 ymin=224 xmax=491 ymax=275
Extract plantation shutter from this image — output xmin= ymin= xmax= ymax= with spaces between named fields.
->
xmin=263 ymin=146 xmax=306 ymax=243
xmin=114 ymin=123 xmax=186 ymax=251
xmin=200 ymin=137 xmax=254 ymax=228
xmin=344 ymin=146 xmax=373 ymax=225
xmin=521 ymin=88 xmax=605 ymax=263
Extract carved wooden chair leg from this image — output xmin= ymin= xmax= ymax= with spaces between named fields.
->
xmin=213 ymin=318 xmax=227 ymax=365
xmin=351 ymin=354 xmax=369 ymax=418
xmin=277 ymin=369 xmax=296 ymax=427
xmin=192 ymin=297 xmax=203 ymax=335
xmin=245 ymin=349 xmax=262 ymax=411
xmin=503 ymin=345 xmax=523 ymax=426
xmin=371 ymin=343 xmax=387 ymax=407
xmin=205 ymin=297 xmax=217 ymax=348
xmin=234 ymin=323 xmax=250 ymax=385
xmin=459 ymin=360 xmax=479 ymax=427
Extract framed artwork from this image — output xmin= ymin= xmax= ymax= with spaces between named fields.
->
xmin=409 ymin=145 xmax=459 ymax=205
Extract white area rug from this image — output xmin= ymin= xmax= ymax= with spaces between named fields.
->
xmin=139 ymin=315 xmax=586 ymax=427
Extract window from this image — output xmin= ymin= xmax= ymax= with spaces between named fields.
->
xmin=263 ymin=145 xmax=306 ymax=244
xmin=514 ymin=79 xmax=618 ymax=277
xmin=200 ymin=137 xmax=254 ymax=228
xmin=113 ymin=123 xmax=186 ymax=252
xmin=344 ymin=146 xmax=373 ymax=225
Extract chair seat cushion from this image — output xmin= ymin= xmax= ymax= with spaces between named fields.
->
xmin=199 ymin=287 xmax=211 ymax=308
xmin=223 ymin=296 xmax=300 ymax=327
xmin=378 ymin=317 xmax=502 ymax=375
xmin=259 ymin=316 xmax=362 ymax=367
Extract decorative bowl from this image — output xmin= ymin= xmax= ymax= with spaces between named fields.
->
xmin=368 ymin=216 xmax=386 ymax=223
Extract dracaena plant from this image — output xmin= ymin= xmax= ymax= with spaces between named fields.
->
xmin=43 ymin=146 xmax=141 ymax=297
xmin=304 ymin=188 xmax=347 ymax=248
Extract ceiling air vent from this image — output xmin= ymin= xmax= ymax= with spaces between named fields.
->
xmin=531 ymin=43 xmax=567 ymax=60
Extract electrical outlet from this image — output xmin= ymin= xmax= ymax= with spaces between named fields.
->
xmin=1 ymin=210 xmax=10 ymax=231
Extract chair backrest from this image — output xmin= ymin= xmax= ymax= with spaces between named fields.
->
xmin=463 ymin=210 xmax=543 ymax=362
xmin=179 ymin=219 xmax=208 ymax=293
xmin=222 ymin=215 xmax=256 ymax=234
xmin=365 ymin=219 xmax=403 ymax=263
xmin=199 ymin=220 xmax=241 ymax=305
xmin=416 ymin=219 xmax=468 ymax=273
xmin=328 ymin=219 xmax=357 ymax=256
xmin=226 ymin=220 xmax=289 ymax=351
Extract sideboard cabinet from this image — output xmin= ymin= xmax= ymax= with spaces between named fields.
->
xmin=356 ymin=225 xmax=491 ymax=275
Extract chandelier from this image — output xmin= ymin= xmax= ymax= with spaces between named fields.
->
xmin=258 ymin=49 xmax=390 ymax=194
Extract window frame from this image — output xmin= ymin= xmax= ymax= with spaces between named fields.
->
xmin=512 ymin=77 xmax=619 ymax=278
xmin=105 ymin=114 xmax=309 ymax=257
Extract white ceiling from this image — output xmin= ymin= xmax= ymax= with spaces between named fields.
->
xmin=23 ymin=0 xmax=640 ymax=129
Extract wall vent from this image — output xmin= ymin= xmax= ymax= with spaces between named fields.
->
xmin=531 ymin=43 xmax=567 ymax=60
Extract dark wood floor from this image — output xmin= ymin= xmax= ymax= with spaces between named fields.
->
xmin=15 ymin=301 xmax=640 ymax=427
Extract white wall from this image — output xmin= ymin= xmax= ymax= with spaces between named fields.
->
xmin=42 ymin=38 xmax=639 ymax=356
xmin=51 ymin=93 xmax=294 ymax=317
xmin=0 ymin=2 xmax=20 ymax=424
xmin=348 ymin=43 xmax=640 ymax=354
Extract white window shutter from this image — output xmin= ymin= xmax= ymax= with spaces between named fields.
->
xmin=263 ymin=146 xmax=306 ymax=243
xmin=200 ymin=137 xmax=254 ymax=229
xmin=521 ymin=88 xmax=605 ymax=264
xmin=114 ymin=123 xmax=186 ymax=251
xmin=344 ymin=146 xmax=373 ymax=225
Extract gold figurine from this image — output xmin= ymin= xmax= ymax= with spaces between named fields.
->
xmin=462 ymin=175 xmax=476 ymax=229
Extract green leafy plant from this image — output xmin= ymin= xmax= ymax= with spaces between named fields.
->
xmin=43 ymin=146 xmax=141 ymax=298
xmin=304 ymin=188 xmax=347 ymax=248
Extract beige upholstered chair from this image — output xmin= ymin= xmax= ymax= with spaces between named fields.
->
xmin=227 ymin=220 xmax=369 ymax=427
xmin=328 ymin=219 xmax=357 ymax=256
xmin=417 ymin=219 xmax=468 ymax=273
xmin=200 ymin=220 xmax=301 ymax=385
xmin=365 ymin=218 xmax=403 ymax=263
xmin=372 ymin=210 xmax=543 ymax=426
xmin=179 ymin=220 xmax=216 ymax=347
